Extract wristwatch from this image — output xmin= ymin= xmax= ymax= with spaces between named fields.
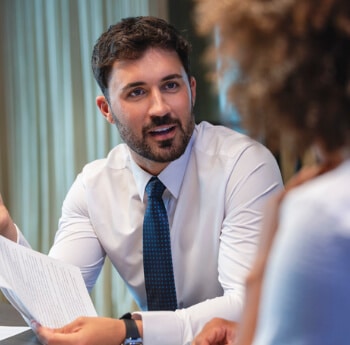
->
xmin=121 ymin=313 xmax=143 ymax=345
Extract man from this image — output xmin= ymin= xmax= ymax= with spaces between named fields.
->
xmin=0 ymin=16 xmax=282 ymax=345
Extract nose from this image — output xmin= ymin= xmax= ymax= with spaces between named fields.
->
xmin=148 ymin=89 xmax=170 ymax=116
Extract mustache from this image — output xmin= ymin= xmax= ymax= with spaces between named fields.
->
xmin=146 ymin=114 xmax=180 ymax=128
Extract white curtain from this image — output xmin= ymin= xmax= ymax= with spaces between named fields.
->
xmin=0 ymin=0 xmax=168 ymax=317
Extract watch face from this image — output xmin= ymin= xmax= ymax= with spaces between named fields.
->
xmin=124 ymin=338 xmax=143 ymax=345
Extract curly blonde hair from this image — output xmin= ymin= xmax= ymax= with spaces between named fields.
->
xmin=196 ymin=0 xmax=350 ymax=152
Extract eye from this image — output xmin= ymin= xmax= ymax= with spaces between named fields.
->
xmin=128 ymin=88 xmax=146 ymax=98
xmin=163 ymin=81 xmax=179 ymax=91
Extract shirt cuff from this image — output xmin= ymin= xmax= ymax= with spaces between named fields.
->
xmin=133 ymin=311 xmax=183 ymax=345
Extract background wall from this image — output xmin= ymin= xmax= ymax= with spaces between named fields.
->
xmin=168 ymin=0 xmax=220 ymax=125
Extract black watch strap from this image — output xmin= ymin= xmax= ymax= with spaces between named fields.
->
xmin=120 ymin=313 xmax=142 ymax=344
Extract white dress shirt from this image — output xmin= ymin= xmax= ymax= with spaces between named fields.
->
xmin=18 ymin=121 xmax=283 ymax=344
xmin=253 ymin=159 xmax=350 ymax=345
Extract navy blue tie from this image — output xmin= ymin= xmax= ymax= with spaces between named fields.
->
xmin=143 ymin=177 xmax=177 ymax=311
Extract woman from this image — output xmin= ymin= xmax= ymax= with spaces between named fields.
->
xmin=193 ymin=0 xmax=350 ymax=344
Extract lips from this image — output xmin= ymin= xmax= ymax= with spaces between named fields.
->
xmin=149 ymin=125 xmax=176 ymax=137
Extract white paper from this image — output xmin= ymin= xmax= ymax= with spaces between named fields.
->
xmin=0 ymin=326 xmax=30 ymax=341
xmin=0 ymin=235 xmax=97 ymax=328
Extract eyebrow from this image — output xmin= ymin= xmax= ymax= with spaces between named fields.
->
xmin=121 ymin=74 xmax=184 ymax=92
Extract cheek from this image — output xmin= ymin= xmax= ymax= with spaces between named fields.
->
xmin=114 ymin=104 xmax=145 ymax=130
xmin=170 ymin=95 xmax=192 ymax=115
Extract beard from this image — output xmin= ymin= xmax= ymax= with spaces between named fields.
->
xmin=113 ymin=111 xmax=195 ymax=163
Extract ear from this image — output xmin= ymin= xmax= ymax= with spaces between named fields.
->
xmin=190 ymin=76 xmax=197 ymax=108
xmin=96 ymin=95 xmax=115 ymax=124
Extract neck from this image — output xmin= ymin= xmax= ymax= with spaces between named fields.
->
xmin=313 ymin=143 xmax=350 ymax=171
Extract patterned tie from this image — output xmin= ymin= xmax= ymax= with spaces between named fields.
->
xmin=143 ymin=176 xmax=177 ymax=311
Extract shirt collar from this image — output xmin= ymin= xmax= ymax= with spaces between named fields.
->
xmin=129 ymin=130 xmax=196 ymax=201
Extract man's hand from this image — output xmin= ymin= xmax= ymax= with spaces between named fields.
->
xmin=191 ymin=318 xmax=237 ymax=345
xmin=0 ymin=194 xmax=17 ymax=242
xmin=35 ymin=316 xmax=129 ymax=345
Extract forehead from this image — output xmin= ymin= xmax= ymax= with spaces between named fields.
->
xmin=109 ymin=48 xmax=186 ymax=88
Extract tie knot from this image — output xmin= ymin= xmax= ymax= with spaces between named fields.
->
xmin=145 ymin=177 xmax=166 ymax=199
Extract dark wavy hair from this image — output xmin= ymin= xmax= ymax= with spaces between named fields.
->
xmin=196 ymin=0 xmax=350 ymax=152
xmin=91 ymin=16 xmax=192 ymax=97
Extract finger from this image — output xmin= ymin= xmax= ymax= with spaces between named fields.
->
xmin=31 ymin=322 xmax=50 ymax=345
xmin=37 ymin=325 xmax=78 ymax=345
xmin=36 ymin=326 xmax=52 ymax=345
xmin=192 ymin=338 xmax=210 ymax=345
xmin=55 ymin=317 xmax=86 ymax=333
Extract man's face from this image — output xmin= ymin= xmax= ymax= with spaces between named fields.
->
xmin=98 ymin=48 xmax=196 ymax=174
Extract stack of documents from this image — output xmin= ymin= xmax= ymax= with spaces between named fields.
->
xmin=0 ymin=235 xmax=97 ymax=329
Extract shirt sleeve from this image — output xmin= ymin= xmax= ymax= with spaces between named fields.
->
xmin=48 ymin=173 xmax=106 ymax=292
xmin=136 ymin=143 xmax=284 ymax=345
